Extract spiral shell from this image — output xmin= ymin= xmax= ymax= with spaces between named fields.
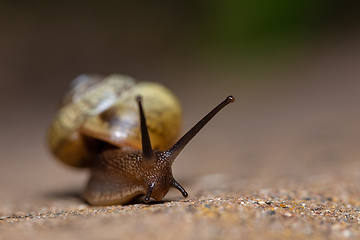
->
xmin=48 ymin=74 xmax=182 ymax=167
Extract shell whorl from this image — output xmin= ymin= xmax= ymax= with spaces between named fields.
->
xmin=47 ymin=74 xmax=182 ymax=167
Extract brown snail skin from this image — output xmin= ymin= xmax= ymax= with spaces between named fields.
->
xmin=48 ymin=74 xmax=235 ymax=205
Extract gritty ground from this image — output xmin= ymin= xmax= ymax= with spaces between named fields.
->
xmin=2 ymin=169 xmax=360 ymax=240
xmin=1 ymin=33 xmax=360 ymax=239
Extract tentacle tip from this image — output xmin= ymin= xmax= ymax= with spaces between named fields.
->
xmin=227 ymin=95 xmax=235 ymax=103
xmin=144 ymin=183 xmax=154 ymax=203
xmin=136 ymin=95 xmax=142 ymax=102
xmin=172 ymin=179 xmax=188 ymax=198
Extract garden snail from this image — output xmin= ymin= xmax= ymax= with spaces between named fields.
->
xmin=48 ymin=74 xmax=235 ymax=205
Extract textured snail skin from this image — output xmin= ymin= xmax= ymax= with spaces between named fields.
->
xmin=48 ymin=74 xmax=234 ymax=205
xmin=47 ymin=74 xmax=182 ymax=168
xmin=83 ymin=150 xmax=174 ymax=205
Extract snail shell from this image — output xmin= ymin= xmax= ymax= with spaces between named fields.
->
xmin=48 ymin=73 xmax=234 ymax=205
xmin=48 ymin=74 xmax=182 ymax=168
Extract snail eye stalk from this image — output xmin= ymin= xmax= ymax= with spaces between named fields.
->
xmin=166 ymin=96 xmax=235 ymax=162
xmin=136 ymin=96 xmax=154 ymax=161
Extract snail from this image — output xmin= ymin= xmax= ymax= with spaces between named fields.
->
xmin=48 ymin=74 xmax=235 ymax=205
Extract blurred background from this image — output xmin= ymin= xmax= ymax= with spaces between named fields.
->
xmin=1 ymin=0 xmax=360 ymax=208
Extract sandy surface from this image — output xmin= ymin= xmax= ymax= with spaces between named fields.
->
xmin=1 ymin=170 xmax=360 ymax=240
xmin=1 ymin=34 xmax=360 ymax=239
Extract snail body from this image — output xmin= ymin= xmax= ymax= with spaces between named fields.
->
xmin=48 ymin=74 xmax=234 ymax=205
